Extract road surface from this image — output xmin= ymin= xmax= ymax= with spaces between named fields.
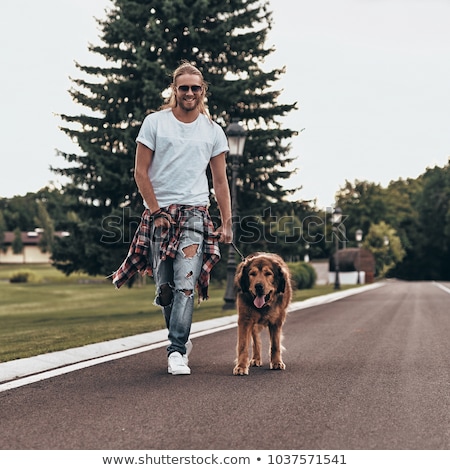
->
xmin=0 ymin=280 xmax=449 ymax=450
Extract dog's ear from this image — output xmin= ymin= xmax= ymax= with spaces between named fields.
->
xmin=274 ymin=260 xmax=287 ymax=293
xmin=234 ymin=260 xmax=250 ymax=293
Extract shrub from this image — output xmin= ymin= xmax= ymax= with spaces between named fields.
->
xmin=9 ymin=270 xmax=40 ymax=283
xmin=288 ymin=262 xmax=317 ymax=290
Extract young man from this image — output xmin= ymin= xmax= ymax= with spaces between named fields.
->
xmin=113 ymin=62 xmax=232 ymax=375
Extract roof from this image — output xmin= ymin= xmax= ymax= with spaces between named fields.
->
xmin=329 ymin=248 xmax=375 ymax=273
xmin=2 ymin=231 xmax=69 ymax=246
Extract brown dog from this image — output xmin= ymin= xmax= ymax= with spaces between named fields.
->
xmin=233 ymin=252 xmax=292 ymax=375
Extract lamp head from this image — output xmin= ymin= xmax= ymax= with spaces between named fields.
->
xmin=331 ymin=207 xmax=342 ymax=225
xmin=226 ymin=118 xmax=247 ymax=156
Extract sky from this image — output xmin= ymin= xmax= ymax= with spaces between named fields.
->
xmin=1 ymin=0 xmax=449 ymax=209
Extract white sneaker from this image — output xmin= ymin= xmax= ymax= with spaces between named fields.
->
xmin=168 ymin=351 xmax=191 ymax=375
xmin=183 ymin=339 xmax=193 ymax=366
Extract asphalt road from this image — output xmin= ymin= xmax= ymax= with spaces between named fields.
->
xmin=0 ymin=280 xmax=449 ymax=450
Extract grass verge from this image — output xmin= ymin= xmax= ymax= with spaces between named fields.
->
xmin=0 ymin=264 xmax=356 ymax=363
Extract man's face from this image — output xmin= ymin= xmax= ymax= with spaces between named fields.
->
xmin=174 ymin=74 xmax=203 ymax=112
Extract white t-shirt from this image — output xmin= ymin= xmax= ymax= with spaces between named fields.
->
xmin=136 ymin=108 xmax=229 ymax=207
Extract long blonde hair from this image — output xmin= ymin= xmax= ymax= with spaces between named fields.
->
xmin=164 ymin=61 xmax=210 ymax=117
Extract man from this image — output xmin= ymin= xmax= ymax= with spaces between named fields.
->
xmin=113 ymin=62 xmax=232 ymax=375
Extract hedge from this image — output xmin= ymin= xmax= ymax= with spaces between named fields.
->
xmin=287 ymin=262 xmax=317 ymax=290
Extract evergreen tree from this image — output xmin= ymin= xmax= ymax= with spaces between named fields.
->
xmin=12 ymin=228 xmax=23 ymax=255
xmin=52 ymin=0 xmax=298 ymax=276
xmin=34 ymin=201 xmax=55 ymax=254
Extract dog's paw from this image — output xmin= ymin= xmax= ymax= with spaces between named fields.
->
xmin=233 ymin=365 xmax=249 ymax=376
xmin=250 ymin=358 xmax=262 ymax=367
xmin=270 ymin=361 xmax=286 ymax=370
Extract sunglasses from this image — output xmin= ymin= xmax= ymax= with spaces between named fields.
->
xmin=177 ymin=85 xmax=202 ymax=93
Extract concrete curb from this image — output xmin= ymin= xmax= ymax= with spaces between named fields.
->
xmin=0 ymin=282 xmax=384 ymax=390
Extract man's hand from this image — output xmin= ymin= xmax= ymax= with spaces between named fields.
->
xmin=213 ymin=225 xmax=233 ymax=244
xmin=152 ymin=210 xmax=174 ymax=229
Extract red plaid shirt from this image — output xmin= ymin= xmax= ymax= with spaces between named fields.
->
xmin=111 ymin=205 xmax=221 ymax=301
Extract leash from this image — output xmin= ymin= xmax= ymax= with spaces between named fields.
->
xmin=231 ymin=240 xmax=246 ymax=262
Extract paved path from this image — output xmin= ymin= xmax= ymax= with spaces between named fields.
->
xmin=0 ymin=283 xmax=380 ymax=389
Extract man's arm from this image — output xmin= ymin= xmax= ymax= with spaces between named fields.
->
xmin=210 ymin=152 xmax=233 ymax=244
xmin=134 ymin=142 xmax=160 ymax=214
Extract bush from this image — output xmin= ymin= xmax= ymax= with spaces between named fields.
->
xmin=288 ymin=262 xmax=317 ymax=290
xmin=9 ymin=270 xmax=40 ymax=283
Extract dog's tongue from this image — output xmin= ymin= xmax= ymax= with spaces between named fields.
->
xmin=254 ymin=295 xmax=266 ymax=309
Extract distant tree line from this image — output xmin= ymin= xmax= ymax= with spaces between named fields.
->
xmin=1 ymin=161 xmax=449 ymax=280
xmin=334 ymin=161 xmax=450 ymax=280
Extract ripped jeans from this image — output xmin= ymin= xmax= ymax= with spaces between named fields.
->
xmin=151 ymin=211 xmax=204 ymax=356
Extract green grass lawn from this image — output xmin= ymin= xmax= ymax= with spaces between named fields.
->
xmin=0 ymin=264 xmax=355 ymax=363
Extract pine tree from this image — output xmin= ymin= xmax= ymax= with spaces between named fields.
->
xmin=34 ymin=201 xmax=55 ymax=254
xmin=12 ymin=228 xmax=23 ymax=255
xmin=52 ymin=0 xmax=298 ymax=275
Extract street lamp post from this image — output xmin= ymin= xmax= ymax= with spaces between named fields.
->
xmin=223 ymin=118 xmax=246 ymax=310
xmin=382 ymin=235 xmax=390 ymax=277
xmin=332 ymin=207 xmax=342 ymax=290
xmin=355 ymin=229 xmax=363 ymax=284
xmin=304 ymin=243 xmax=310 ymax=263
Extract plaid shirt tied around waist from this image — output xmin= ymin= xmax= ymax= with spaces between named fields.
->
xmin=111 ymin=205 xmax=221 ymax=301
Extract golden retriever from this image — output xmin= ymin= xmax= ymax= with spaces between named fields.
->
xmin=233 ymin=252 xmax=292 ymax=375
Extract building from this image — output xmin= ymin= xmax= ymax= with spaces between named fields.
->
xmin=0 ymin=230 xmax=69 ymax=264
xmin=328 ymin=248 xmax=376 ymax=284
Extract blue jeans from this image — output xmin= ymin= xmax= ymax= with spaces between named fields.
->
xmin=151 ymin=211 xmax=204 ymax=356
